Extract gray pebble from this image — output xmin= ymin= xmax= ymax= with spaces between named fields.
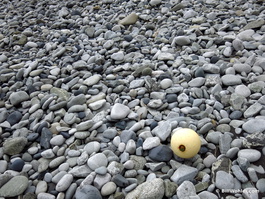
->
xmin=238 ymin=149 xmax=261 ymax=162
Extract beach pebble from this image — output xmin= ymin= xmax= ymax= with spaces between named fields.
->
xmin=215 ymin=171 xmax=234 ymax=189
xmin=0 ymin=176 xmax=29 ymax=197
xmin=237 ymin=149 xmax=261 ymax=162
xmin=110 ymin=103 xmax=130 ymax=120
xmin=87 ymin=153 xmax=108 ymax=170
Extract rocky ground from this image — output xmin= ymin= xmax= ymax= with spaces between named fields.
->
xmin=0 ymin=0 xmax=265 ymax=198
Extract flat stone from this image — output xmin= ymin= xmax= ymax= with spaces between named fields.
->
xmin=157 ymin=53 xmax=174 ymax=61
xmin=231 ymin=165 xmax=248 ymax=183
xmin=177 ymin=181 xmax=196 ymax=198
xmin=37 ymin=193 xmax=55 ymax=199
xmin=40 ymin=127 xmax=52 ymax=149
xmin=215 ymin=171 xmax=234 ymax=189
xmin=111 ymin=51 xmax=124 ymax=61
xmin=170 ymin=165 xmax=198 ymax=185
xmin=75 ymin=185 xmax=102 ymax=199
xmin=198 ymin=191 xmax=218 ymax=199
xmin=152 ymin=121 xmax=172 ymax=141
xmin=9 ymin=91 xmax=30 ymax=106
xmin=69 ymin=165 xmax=92 ymax=177
xmin=3 ymin=137 xmax=28 ymax=155
xmin=119 ymin=12 xmax=138 ymax=25
xmin=221 ymin=74 xmax=242 ymax=86
xmin=188 ymin=77 xmax=205 ymax=87
xmin=237 ymin=149 xmax=261 ymax=162
xmin=244 ymin=19 xmax=265 ymax=30
xmin=219 ymin=132 xmax=232 ymax=154
xmin=94 ymin=173 xmax=111 ymax=189
xmin=173 ymin=36 xmax=191 ymax=46
xmin=149 ymin=145 xmax=173 ymax=162
xmin=237 ymin=29 xmax=255 ymax=41
xmin=142 ymin=137 xmax=160 ymax=150
xmin=242 ymin=119 xmax=265 ymax=134
xmin=243 ymin=102 xmax=263 ymax=118
xmin=149 ymin=0 xmax=162 ymax=6
xmin=125 ymin=178 xmax=164 ymax=199
xmin=84 ymin=74 xmax=101 ymax=87
xmin=233 ymin=63 xmax=251 ymax=73
xmin=0 ymin=176 xmax=29 ymax=197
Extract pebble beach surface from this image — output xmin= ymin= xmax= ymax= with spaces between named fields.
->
xmin=0 ymin=0 xmax=265 ymax=198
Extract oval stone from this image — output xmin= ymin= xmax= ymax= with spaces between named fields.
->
xmin=238 ymin=149 xmax=261 ymax=162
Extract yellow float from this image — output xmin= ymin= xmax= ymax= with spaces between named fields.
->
xmin=170 ymin=128 xmax=201 ymax=159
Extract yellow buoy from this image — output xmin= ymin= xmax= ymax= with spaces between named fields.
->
xmin=170 ymin=128 xmax=201 ymax=159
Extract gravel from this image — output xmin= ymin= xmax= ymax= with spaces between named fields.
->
xmin=0 ymin=0 xmax=265 ymax=198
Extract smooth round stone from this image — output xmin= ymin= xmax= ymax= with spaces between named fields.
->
xmin=150 ymin=0 xmax=161 ymax=6
xmin=233 ymin=63 xmax=251 ymax=73
xmin=235 ymin=85 xmax=251 ymax=97
xmin=166 ymin=94 xmax=178 ymax=103
xmin=174 ymin=36 xmax=191 ymax=46
xmin=111 ymin=51 xmax=124 ymax=61
xmin=75 ymin=185 xmax=102 ymax=199
xmin=83 ymin=74 xmax=101 ymax=86
xmin=160 ymin=78 xmax=173 ymax=89
xmin=10 ymin=159 xmax=25 ymax=172
xmin=203 ymin=154 xmax=217 ymax=168
xmin=6 ymin=111 xmax=22 ymax=125
xmin=237 ymin=149 xmax=261 ymax=162
xmin=84 ymin=141 xmax=100 ymax=155
xmin=50 ymin=135 xmax=65 ymax=146
xmin=87 ymin=153 xmax=108 ymax=170
xmin=37 ymin=193 xmax=55 ymax=199
xmin=9 ymin=91 xmax=30 ymax=106
xmin=221 ymin=74 xmax=242 ymax=86
xmin=0 ymin=160 xmax=8 ymax=173
xmin=256 ymin=178 xmax=265 ymax=193
xmin=41 ymin=84 xmax=53 ymax=91
xmin=56 ymin=174 xmax=73 ymax=192
xmin=41 ymin=149 xmax=55 ymax=159
xmin=64 ymin=113 xmax=77 ymax=125
xmin=95 ymin=166 xmax=107 ymax=175
xmin=36 ymin=181 xmax=48 ymax=194
xmin=110 ymin=103 xmax=130 ymax=120
xmin=103 ymin=129 xmax=117 ymax=139
xmin=229 ymin=111 xmax=243 ymax=119
xmin=50 ymin=67 xmax=60 ymax=76
xmin=0 ymin=54 xmax=8 ymax=62
xmin=101 ymin=182 xmax=117 ymax=196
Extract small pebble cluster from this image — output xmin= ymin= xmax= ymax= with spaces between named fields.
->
xmin=0 ymin=0 xmax=265 ymax=199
